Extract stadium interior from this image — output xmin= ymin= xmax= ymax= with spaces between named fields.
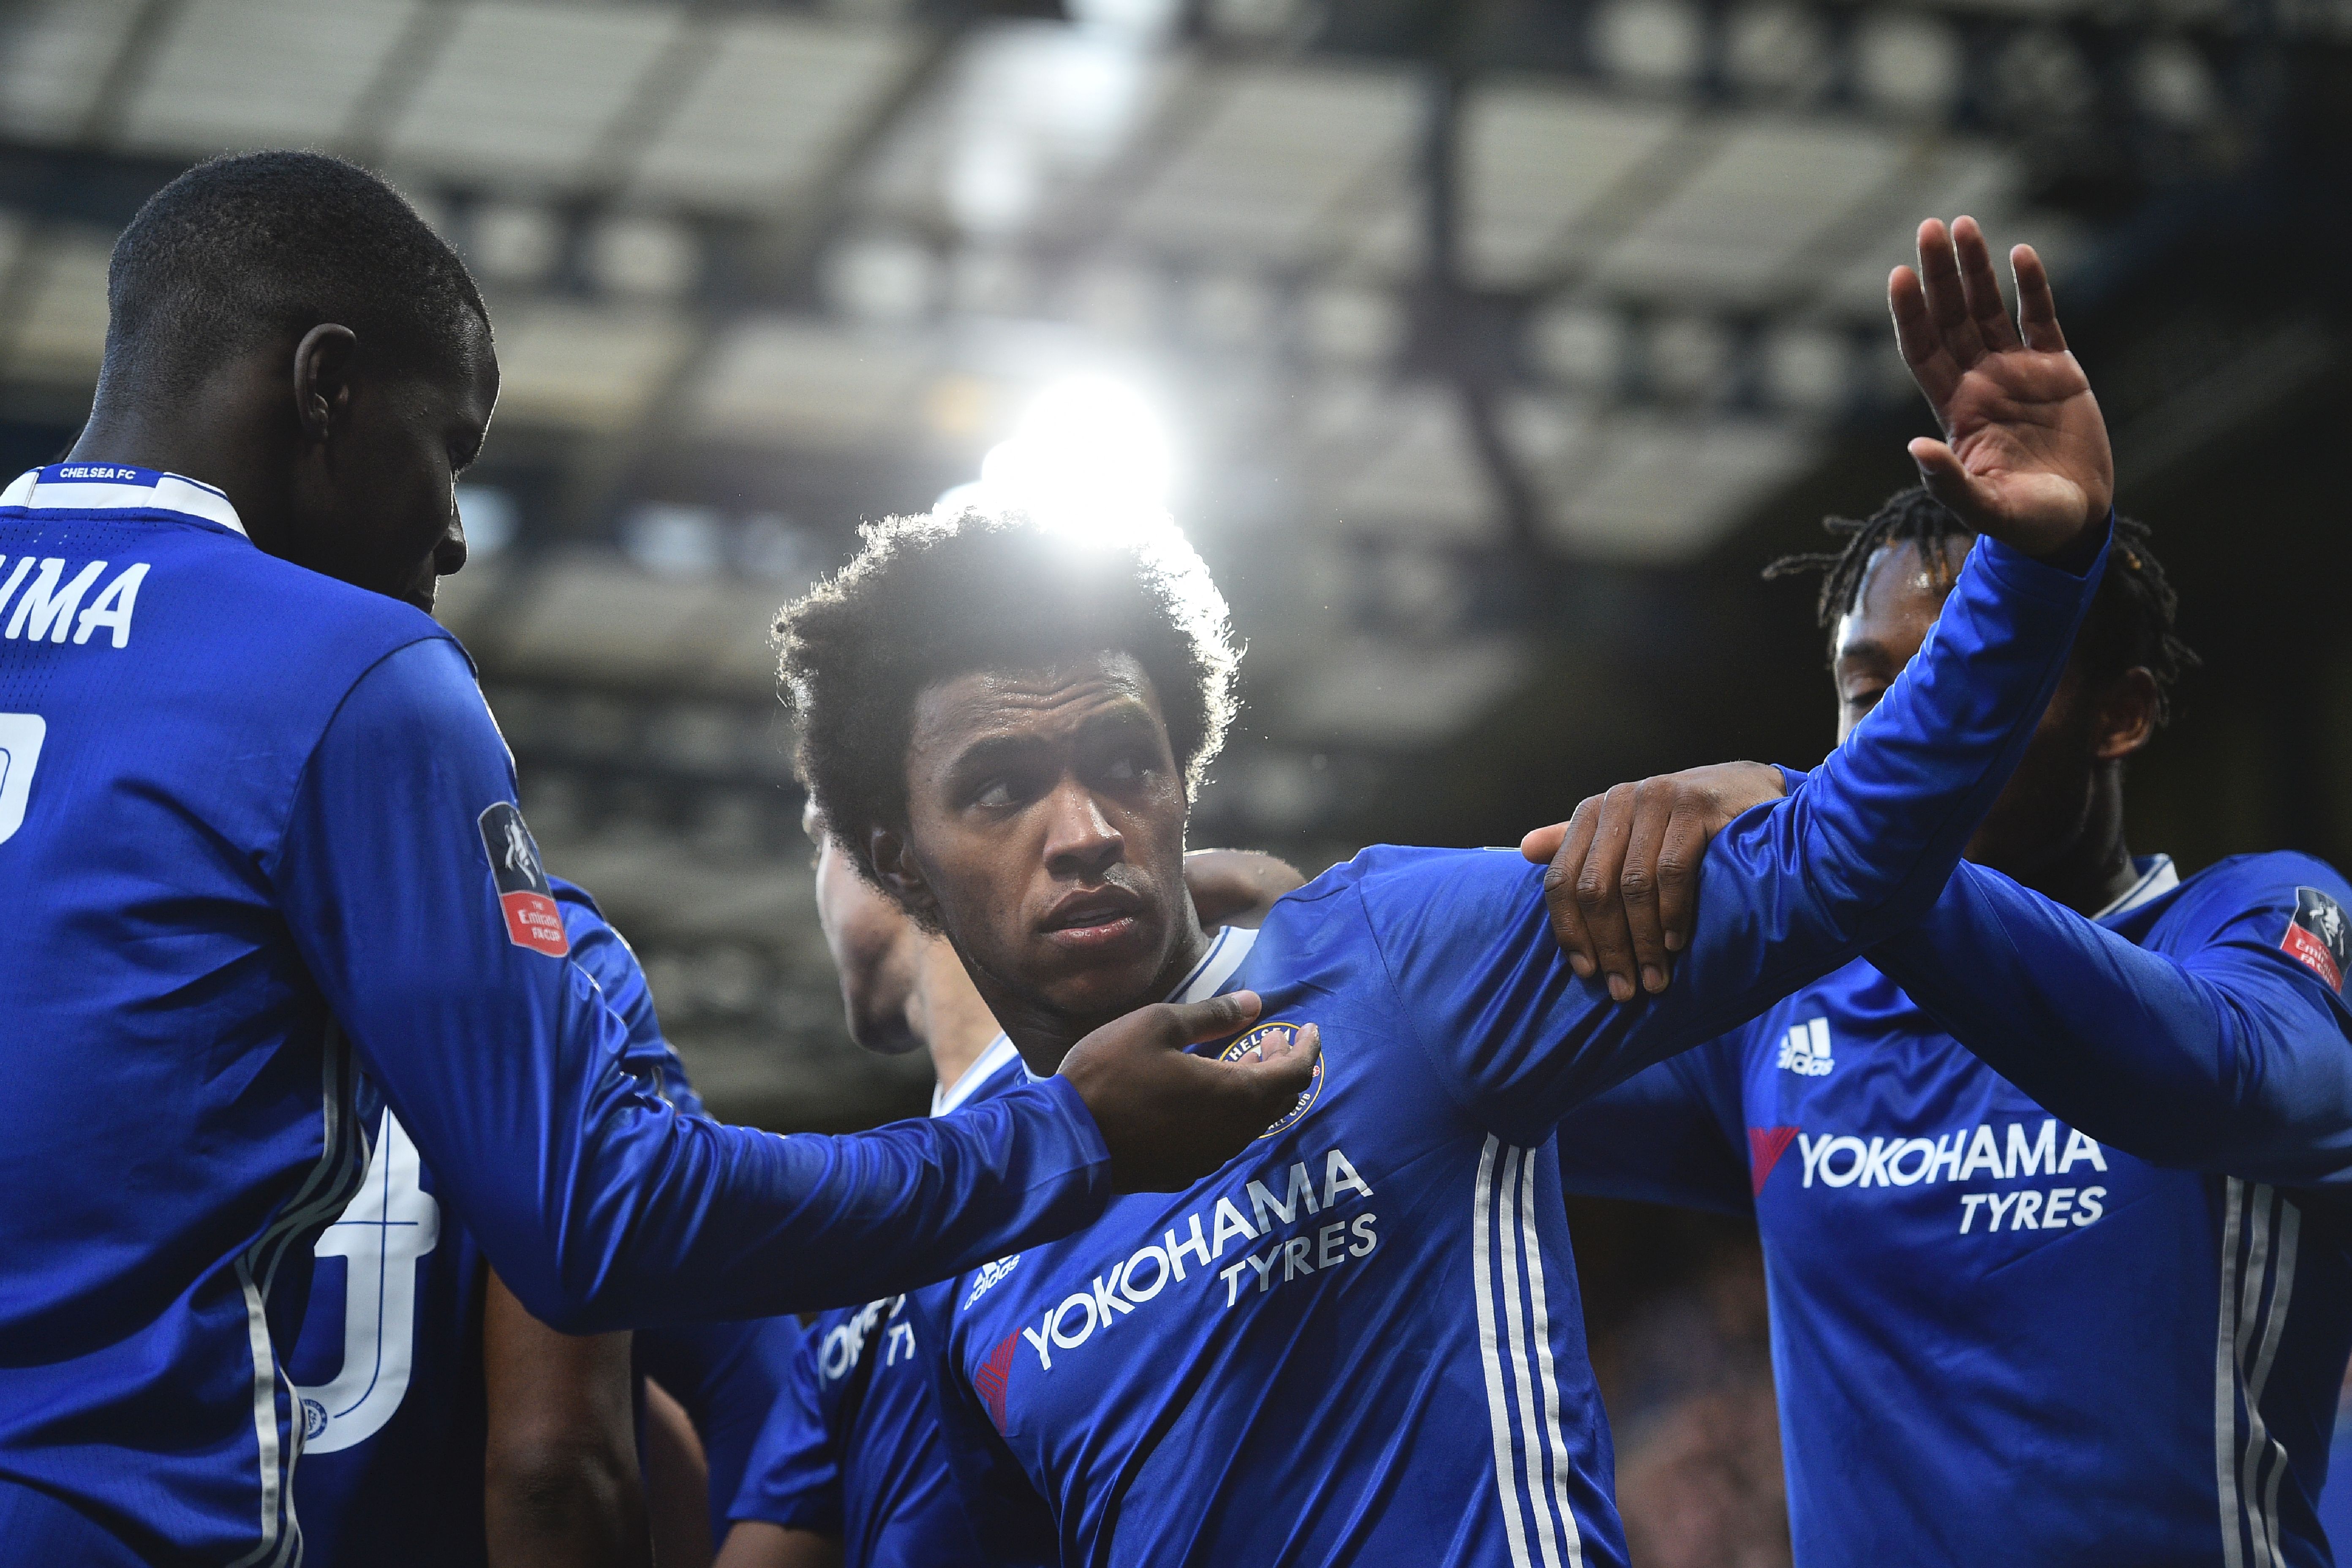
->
xmin=2 ymin=2 xmax=2346 ymax=1559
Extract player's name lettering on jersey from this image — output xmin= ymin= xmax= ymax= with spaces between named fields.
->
xmin=1795 ymin=1118 xmax=2108 ymax=1190
xmin=819 ymin=1295 xmax=915 ymax=1381
xmin=0 ymin=555 xmax=150 ymax=648
xmin=1956 ymin=1184 xmax=2106 ymax=1234
xmin=1012 ymin=1146 xmax=1376 ymax=1373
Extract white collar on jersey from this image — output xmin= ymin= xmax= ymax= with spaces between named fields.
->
xmin=2093 ymin=855 xmax=2179 ymax=920
xmin=1 ymin=463 xmax=248 ymax=539
xmin=985 ymin=923 xmax=1264 ymax=1090
xmin=934 ymin=1032 xmax=1020 ymax=1118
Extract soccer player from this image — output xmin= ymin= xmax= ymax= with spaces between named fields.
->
xmin=1525 ymin=508 xmax=2352 ymax=1557
xmin=773 ymin=216 xmax=2117 ymax=1565
xmin=0 ymin=151 xmax=1310 ymax=1564
xmin=715 ymin=818 xmax=1305 ymax=1568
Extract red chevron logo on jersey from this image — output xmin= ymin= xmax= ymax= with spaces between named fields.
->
xmin=976 ymin=1330 xmax=1021 ymax=1433
xmin=1749 ymin=1126 xmax=1801 ymax=1195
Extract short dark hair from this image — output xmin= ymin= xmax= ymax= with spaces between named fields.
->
xmin=1765 ymin=484 xmax=2199 ymax=724
xmin=103 ymin=150 xmax=487 ymax=392
xmin=776 ymin=510 xmax=1241 ymax=890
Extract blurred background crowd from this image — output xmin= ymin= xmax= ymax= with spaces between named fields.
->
xmin=2 ymin=1 xmax=2345 ymax=1559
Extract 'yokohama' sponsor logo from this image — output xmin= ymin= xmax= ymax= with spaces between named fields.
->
xmin=1794 ymin=1118 xmax=2107 ymax=1190
xmin=1007 ymin=1146 xmax=1376 ymax=1375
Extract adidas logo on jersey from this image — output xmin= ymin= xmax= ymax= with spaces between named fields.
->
xmin=964 ymin=1253 xmax=1022 ymax=1310
xmin=1776 ymin=1017 xmax=1834 ymax=1076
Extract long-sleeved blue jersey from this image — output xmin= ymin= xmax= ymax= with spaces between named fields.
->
xmin=729 ymin=1034 xmax=1027 ymax=1565
xmin=1555 ymin=850 xmax=2352 ymax=1566
xmin=0 ymin=464 xmax=1117 ymax=1563
xmin=907 ymin=525 xmax=2109 ymax=1567
xmin=290 ymin=879 xmax=799 ymax=1566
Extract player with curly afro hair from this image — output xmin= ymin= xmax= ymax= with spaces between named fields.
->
xmin=779 ymin=509 xmax=1236 ymax=888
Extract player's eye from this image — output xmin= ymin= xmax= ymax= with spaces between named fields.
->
xmin=1103 ymin=754 xmax=1138 ymax=782
xmin=1843 ymin=685 xmax=1888 ymax=714
xmin=974 ymin=778 xmax=1018 ymax=808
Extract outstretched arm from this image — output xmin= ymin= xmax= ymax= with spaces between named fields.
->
xmin=1870 ymin=859 xmax=2352 ymax=1185
xmin=274 ymin=644 xmax=1318 ymax=1331
xmin=1521 ymin=217 xmax=2112 ymax=999
xmin=1366 ymin=218 xmax=2111 ymax=1143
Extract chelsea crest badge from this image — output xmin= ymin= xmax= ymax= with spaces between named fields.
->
xmin=1220 ymin=1020 xmax=1324 ymax=1138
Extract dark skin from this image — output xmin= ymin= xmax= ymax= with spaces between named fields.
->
xmin=1521 ymin=214 xmax=2121 ymax=989
xmin=878 ymin=652 xmax=1209 ymax=1062
xmin=76 ymin=312 xmax=651 ymax=1565
xmin=71 ymin=316 xmax=496 ymax=612
xmin=483 ymin=1276 xmax=648 ymax=1568
xmin=867 ymin=649 xmax=1320 ymax=1189
xmin=1830 ymin=538 xmax=2157 ymax=913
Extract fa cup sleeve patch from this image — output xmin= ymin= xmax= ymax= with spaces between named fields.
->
xmin=2281 ymin=887 xmax=2349 ymax=993
xmin=477 ymin=801 xmax=569 ymax=956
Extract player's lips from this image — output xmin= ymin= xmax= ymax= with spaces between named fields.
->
xmin=1039 ymin=887 xmax=1150 ymax=952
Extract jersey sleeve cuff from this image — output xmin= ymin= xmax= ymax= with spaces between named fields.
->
xmin=1971 ymin=509 xmax=2113 ymax=600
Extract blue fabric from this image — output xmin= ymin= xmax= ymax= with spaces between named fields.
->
xmin=1556 ymin=851 xmax=2352 ymax=1567
xmin=906 ymin=529 xmax=2108 ymax=1568
xmin=2320 ymin=1411 xmax=2352 ymax=1560
xmin=732 ymin=1048 xmax=1030 ymax=1566
xmin=634 ymin=1315 xmax=807 ymax=1549
xmin=290 ymin=881 xmax=729 ymax=1567
xmin=0 ymin=467 xmax=1114 ymax=1563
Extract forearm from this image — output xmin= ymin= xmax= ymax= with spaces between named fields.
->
xmin=1606 ymin=528 xmax=2112 ymax=1055
xmin=483 ymin=1277 xmax=648 ymax=1568
xmin=1367 ymin=526 xmax=2109 ymax=1142
xmin=1764 ymin=526 xmax=2108 ymax=944
xmin=1870 ymin=865 xmax=2352 ymax=1183
xmin=412 ymin=1063 xmax=1108 ymax=1330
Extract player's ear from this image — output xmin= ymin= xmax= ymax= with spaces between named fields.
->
xmin=291 ymin=323 xmax=359 ymax=445
xmin=868 ymin=824 xmax=940 ymax=923
xmin=2092 ymin=667 xmax=2160 ymax=762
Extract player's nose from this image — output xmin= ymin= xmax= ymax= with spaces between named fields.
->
xmin=1042 ymin=781 xmax=1123 ymax=875
xmin=434 ymin=515 xmax=468 ymax=577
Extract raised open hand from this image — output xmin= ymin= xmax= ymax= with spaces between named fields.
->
xmin=1891 ymin=216 xmax=2112 ymax=558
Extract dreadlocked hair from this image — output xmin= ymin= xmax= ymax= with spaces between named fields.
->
xmin=1763 ymin=484 xmax=2200 ymax=724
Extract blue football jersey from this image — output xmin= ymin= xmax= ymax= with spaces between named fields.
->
xmin=731 ymin=1034 xmax=1028 ymax=1566
xmin=289 ymin=879 xmax=720 ymax=1567
xmin=0 ymin=463 xmax=1121 ymax=1562
xmin=894 ymin=510 xmax=2111 ymax=1568
xmin=1557 ymin=852 xmax=2352 ymax=1567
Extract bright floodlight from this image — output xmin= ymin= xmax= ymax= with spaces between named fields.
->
xmin=934 ymin=376 xmax=1173 ymax=537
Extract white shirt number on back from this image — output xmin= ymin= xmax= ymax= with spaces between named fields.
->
xmin=297 ymin=1110 xmax=441 ymax=1453
xmin=0 ymin=713 xmax=44 ymax=844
